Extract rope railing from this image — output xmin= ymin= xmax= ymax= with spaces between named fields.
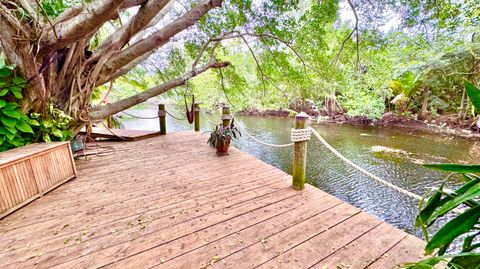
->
xmin=236 ymin=122 xmax=294 ymax=148
xmin=120 ymin=110 xmax=187 ymax=121
xmin=226 ymin=110 xmax=424 ymax=201
xmin=165 ymin=111 xmax=186 ymax=121
xmin=120 ymin=111 xmax=159 ymax=119
xmin=308 ymin=127 xmax=423 ymax=201
xmin=229 ymin=113 xmax=294 ymax=148
xmin=200 ymin=109 xmax=219 ymax=126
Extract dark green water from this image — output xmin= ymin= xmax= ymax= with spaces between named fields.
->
xmin=118 ymin=105 xmax=479 ymax=240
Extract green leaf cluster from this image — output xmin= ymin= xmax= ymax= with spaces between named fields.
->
xmin=0 ymin=57 xmax=73 ymax=152
xmin=0 ymin=59 xmax=34 ymax=151
xmin=405 ymin=163 xmax=480 ymax=268
xmin=206 ymin=119 xmax=242 ymax=148
xmin=30 ymin=104 xmax=73 ymax=143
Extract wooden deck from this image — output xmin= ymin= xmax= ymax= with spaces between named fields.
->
xmin=0 ymin=132 xmax=425 ymax=268
xmin=79 ymin=127 xmax=161 ymax=141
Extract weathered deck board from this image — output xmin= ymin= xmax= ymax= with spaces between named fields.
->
xmin=79 ymin=127 xmax=161 ymax=141
xmin=0 ymin=131 xmax=426 ymax=268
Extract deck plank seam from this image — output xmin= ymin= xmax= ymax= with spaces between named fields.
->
xmin=18 ymin=186 xmax=295 ymax=268
xmin=172 ymin=199 xmax=347 ymax=269
xmin=0 ymin=160 xmax=276 ymax=232
xmin=307 ymin=221 xmax=384 ymax=268
xmin=363 ymin=234 xmax=409 ymax=269
xmin=252 ymin=209 xmax=364 ymax=269
xmin=102 ymin=191 xmax=331 ymax=268
xmin=0 ymin=176 xmax=290 ymax=261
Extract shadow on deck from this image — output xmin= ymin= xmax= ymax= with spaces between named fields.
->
xmin=0 ymin=131 xmax=425 ymax=268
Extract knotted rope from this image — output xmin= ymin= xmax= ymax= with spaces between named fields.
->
xmin=291 ymin=128 xmax=311 ymax=142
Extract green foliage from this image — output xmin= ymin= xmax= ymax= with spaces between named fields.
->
xmin=0 ymin=59 xmax=34 ymax=151
xmin=406 ymin=163 xmax=480 ymax=268
xmin=30 ymin=104 xmax=73 ymax=143
xmin=41 ymin=0 xmax=67 ymax=18
xmin=465 ymin=81 xmax=480 ymax=114
xmin=0 ymin=57 xmax=72 ymax=151
xmin=206 ymin=119 xmax=241 ymax=148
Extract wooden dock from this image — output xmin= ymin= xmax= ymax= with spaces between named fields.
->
xmin=79 ymin=127 xmax=161 ymax=141
xmin=0 ymin=132 xmax=425 ymax=268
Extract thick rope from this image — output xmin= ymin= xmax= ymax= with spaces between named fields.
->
xmin=230 ymin=114 xmax=294 ymax=148
xmin=236 ymin=123 xmax=294 ymax=148
xmin=99 ymin=121 xmax=127 ymax=140
xmin=291 ymin=128 xmax=311 ymax=142
xmin=309 ymin=127 xmax=423 ymax=200
xmin=200 ymin=109 xmax=218 ymax=125
xmin=120 ymin=111 xmax=159 ymax=119
xmin=166 ymin=111 xmax=186 ymax=121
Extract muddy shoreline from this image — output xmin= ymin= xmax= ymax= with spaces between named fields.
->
xmin=239 ymin=110 xmax=480 ymax=140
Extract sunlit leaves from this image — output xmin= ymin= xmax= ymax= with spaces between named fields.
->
xmin=465 ymin=81 xmax=480 ymax=113
xmin=412 ymin=163 xmax=480 ymax=267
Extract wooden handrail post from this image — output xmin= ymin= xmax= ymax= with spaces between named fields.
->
xmin=222 ymin=106 xmax=231 ymax=127
xmin=106 ymin=116 xmax=114 ymax=129
xmin=194 ymin=102 xmax=201 ymax=131
xmin=158 ymin=104 xmax=167 ymax=134
xmin=292 ymin=112 xmax=309 ymax=190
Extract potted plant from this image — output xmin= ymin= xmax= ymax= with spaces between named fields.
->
xmin=206 ymin=119 xmax=241 ymax=156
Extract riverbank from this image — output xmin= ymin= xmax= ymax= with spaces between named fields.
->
xmin=239 ymin=110 xmax=480 ymax=140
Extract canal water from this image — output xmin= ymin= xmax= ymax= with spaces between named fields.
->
xmin=117 ymin=104 xmax=479 ymax=242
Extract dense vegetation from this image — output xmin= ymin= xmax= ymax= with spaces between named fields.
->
xmin=1 ymin=0 xmax=479 ymax=137
xmin=110 ymin=0 xmax=480 ymax=124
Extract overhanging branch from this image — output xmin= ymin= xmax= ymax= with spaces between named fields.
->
xmin=89 ymin=60 xmax=230 ymax=120
xmin=99 ymin=0 xmax=223 ymax=79
xmin=91 ymin=0 xmax=173 ymax=61
xmin=40 ymin=0 xmax=125 ymax=53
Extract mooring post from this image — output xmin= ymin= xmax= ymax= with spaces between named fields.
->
xmin=194 ymin=102 xmax=201 ymax=131
xmin=106 ymin=116 xmax=114 ymax=129
xmin=222 ymin=106 xmax=231 ymax=127
xmin=158 ymin=104 xmax=167 ymax=134
xmin=292 ymin=112 xmax=309 ymax=190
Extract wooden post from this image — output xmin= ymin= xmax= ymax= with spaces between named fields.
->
xmin=106 ymin=116 xmax=114 ymax=128
xmin=292 ymin=112 xmax=309 ymax=190
xmin=194 ymin=102 xmax=201 ymax=131
xmin=158 ymin=104 xmax=167 ymax=134
xmin=222 ymin=106 xmax=231 ymax=127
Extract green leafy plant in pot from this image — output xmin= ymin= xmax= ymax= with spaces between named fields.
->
xmin=206 ymin=119 xmax=241 ymax=156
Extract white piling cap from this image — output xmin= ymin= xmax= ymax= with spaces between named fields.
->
xmin=296 ymin=112 xmax=309 ymax=119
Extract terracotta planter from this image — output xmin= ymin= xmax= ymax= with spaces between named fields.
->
xmin=216 ymin=137 xmax=231 ymax=156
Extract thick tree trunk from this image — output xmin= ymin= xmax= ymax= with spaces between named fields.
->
xmin=1 ymin=0 xmax=226 ymax=135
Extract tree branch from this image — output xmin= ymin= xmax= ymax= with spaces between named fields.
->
xmin=99 ymin=0 xmax=223 ymax=80
xmin=120 ymin=0 xmax=148 ymax=9
xmin=332 ymin=0 xmax=360 ymax=69
xmin=97 ymin=50 xmax=154 ymax=85
xmin=91 ymin=0 xmax=173 ymax=61
xmin=40 ymin=0 xmax=125 ymax=53
xmin=90 ymin=60 xmax=230 ymax=120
